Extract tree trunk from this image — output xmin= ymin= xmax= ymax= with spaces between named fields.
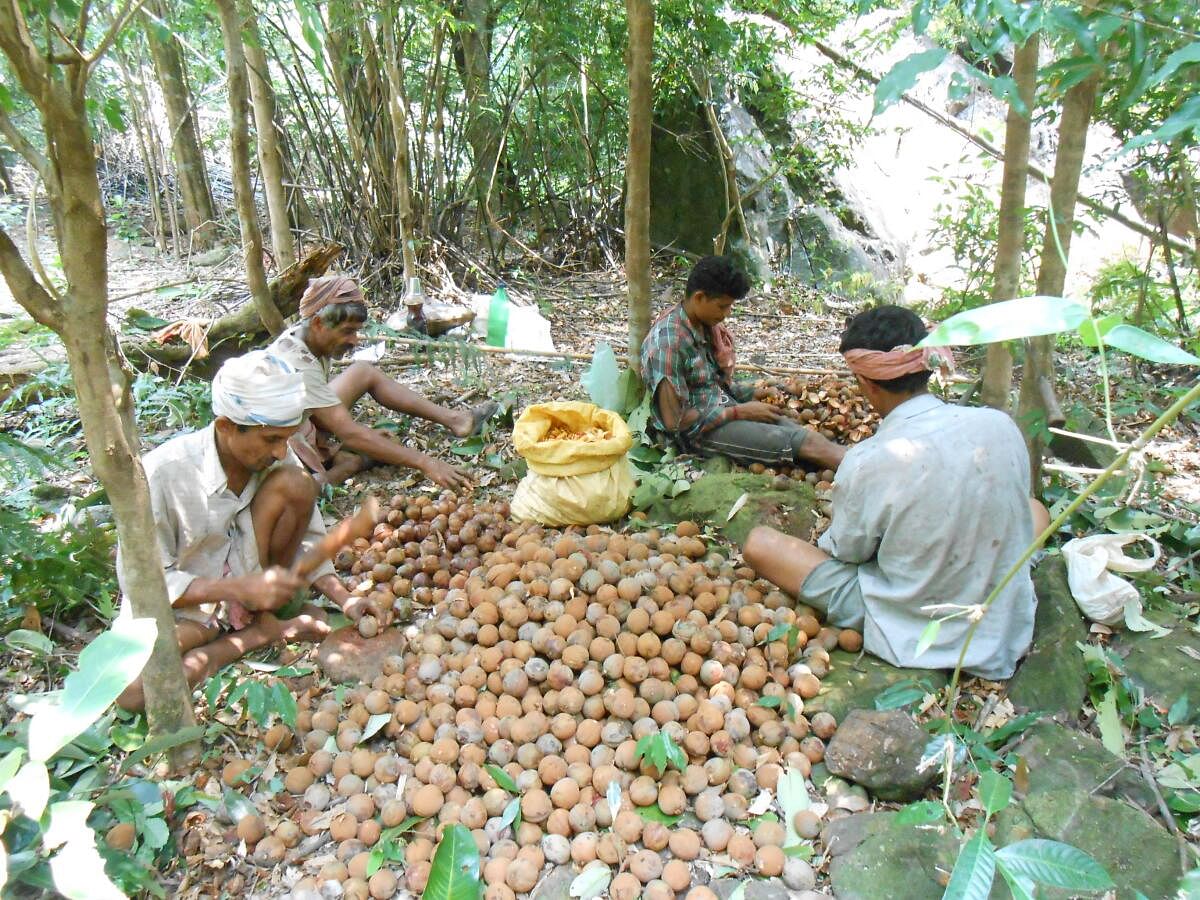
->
xmin=143 ymin=0 xmax=216 ymax=248
xmin=625 ymin=0 xmax=653 ymax=370
xmin=243 ymin=8 xmax=296 ymax=269
xmin=1018 ymin=69 xmax=1100 ymax=485
xmin=981 ymin=34 xmax=1039 ymax=411
xmin=0 ymin=1 xmax=197 ymax=756
xmin=215 ymin=0 xmax=285 ymax=335
xmin=383 ymin=16 xmax=418 ymax=284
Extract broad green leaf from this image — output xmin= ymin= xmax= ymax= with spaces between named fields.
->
xmin=0 ymin=748 xmax=25 ymax=792
xmin=1167 ymin=791 xmax=1200 ymax=813
xmin=570 ymin=860 xmax=612 ymax=898
xmin=634 ymin=732 xmax=686 ymax=772
xmin=361 ymin=713 xmax=391 ymax=743
xmin=498 ymin=796 xmax=520 ymax=831
xmin=944 ymin=831 xmax=996 ymax=900
xmin=1126 ymin=95 xmax=1200 ymax=150
xmin=1147 ymin=41 xmax=1200 ymax=88
xmin=995 ymin=860 xmax=1037 ymax=900
xmin=914 ymin=619 xmax=941 ymax=658
xmin=1096 ymin=691 xmax=1124 ymax=756
xmin=43 ymin=800 xmax=94 ymax=851
xmin=581 ymin=343 xmax=626 ymax=413
xmin=422 ymin=824 xmax=481 ymax=900
xmin=486 ymin=764 xmax=518 ymax=794
xmin=765 ymin=622 xmax=791 ymax=643
xmin=920 ymin=296 xmax=1088 ymax=347
xmin=1078 ymin=314 xmax=1123 ymax=347
xmin=119 ymin=725 xmax=205 ymax=774
xmin=1103 ymin=325 xmax=1200 ymax=366
xmin=7 ymin=760 xmax=49 ymax=820
xmin=635 ymin=803 xmax=683 ymax=826
xmin=1176 ymin=868 xmax=1200 ymax=897
xmin=894 ymin=800 xmax=945 ymax=825
xmin=1169 ymin=695 xmax=1190 ymax=726
xmin=994 ymin=839 xmax=1113 ymax=890
xmin=977 ymin=770 xmax=1012 ymax=816
xmin=29 ymin=616 xmax=156 ymax=762
xmin=270 ymin=681 xmax=297 ymax=727
xmin=874 ymin=681 xmax=925 ymax=711
xmin=873 ymin=48 xmax=947 ymax=115
xmin=48 ymin=818 xmax=125 ymax=900
xmin=4 ymin=629 xmax=53 ymax=656
xmin=246 ymin=681 xmax=267 ymax=725
xmin=778 ymin=766 xmax=811 ymax=848
xmin=756 ymin=696 xmax=782 ymax=709
xmin=141 ymin=816 xmax=170 ymax=850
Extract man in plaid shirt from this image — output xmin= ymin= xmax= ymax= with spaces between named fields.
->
xmin=640 ymin=255 xmax=844 ymax=470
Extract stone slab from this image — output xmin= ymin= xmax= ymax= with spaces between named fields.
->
xmin=1007 ymin=559 xmax=1088 ymax=718
xmin=1016 ymin=721 xmax=1153 ymax=807
xmin=648 ymin=472 xmax=817 ymax=545
xmin=315 ymin=625 xmax=407 ymax=684
xmin=824 ymin=710 xmax=937 ymax=801
xmin=804 ymin=650 xmax=947 ymax=723
xmin=828 ymin=812 xmax=958 ymax=900
xmin=1113 ymin=617 xmax=1200 ymax=716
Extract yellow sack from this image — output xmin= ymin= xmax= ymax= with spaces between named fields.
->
xmin=510 ymin=402 xmax=635 ymax=525
xmin=512 ymin=401 xmax=632 ymax=476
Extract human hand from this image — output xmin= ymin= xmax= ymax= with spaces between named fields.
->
xmin=343 ymin=594 xmax=392 ymax=628
xmin=736 ymin=401 xmax=783 ymax=423
xmin=423 ymin=457 xmax=471 ymax=491
xmin=235 ymin=566 xmax=305 ymax=611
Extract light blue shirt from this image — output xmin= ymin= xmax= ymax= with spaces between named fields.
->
xmin=818 ymin=393 xmax=1036 ymax=679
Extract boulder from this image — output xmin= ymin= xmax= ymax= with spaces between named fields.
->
xmin=828 ymin=811 xmax=958 ymax=899
xmin=315 ymin=625 xmax=407 ymax=684
xmin=824 ymin=709 xmax=937 ymax=801
xmin=709 ymin=877 xmax=789 ymax=900
xmin=804 ymin=650 xmax=947 ymax=723
xmin=1015 ymin=721 xmax=1153 ymax=807
xmin=648 ymin=472 xmax=816 ymax=545
xmin=994 ymin=789 xmax=1183 ymax=899
xmin=530 ymin=865 xmax=575 ymax=900
xmin=1113 ymin=616 xmax=1200 ymax=715
xmin=1007 ymin=559 xmax=1088 ymax=718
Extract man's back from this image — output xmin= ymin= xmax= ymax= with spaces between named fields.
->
xmin=818 ymin=394 xmax=1036 ymax=678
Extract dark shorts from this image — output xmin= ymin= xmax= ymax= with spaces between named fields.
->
xmin=688 ymin=418 xmax=810 ymax=467
xmin=799 ymin=559 xmax=866 ymax=629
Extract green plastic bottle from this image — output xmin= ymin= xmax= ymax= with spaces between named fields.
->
xmin=486 ymin=282 xmax=510 ymax=347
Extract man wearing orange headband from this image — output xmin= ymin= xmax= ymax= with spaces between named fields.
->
xmin=269 ymin=275 xmax=496 ymax=488
xmin=744 ymin=305 xmax=1049 ymax=680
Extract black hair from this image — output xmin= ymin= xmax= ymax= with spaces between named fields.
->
xmin=839 ymin=304 xmax=932 ymax=394
xmin=686 ymin=255 xmax=751 ymax=300
xmin=316 ymin=301 xmax=369 ymax=327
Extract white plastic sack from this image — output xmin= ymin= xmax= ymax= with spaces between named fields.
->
xmin=470 ymin=294 xmax=557 ymax=357
xmin=1061 ymin=533 xmax=1168 ymax=635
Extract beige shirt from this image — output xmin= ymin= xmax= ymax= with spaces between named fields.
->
xmin=116 ymin=424 xmax=335 ymax=624
xmin=269 ymin=323 xmax=342 ymax=410
xmin=818 ymin=393 xmax=1036 ymax=680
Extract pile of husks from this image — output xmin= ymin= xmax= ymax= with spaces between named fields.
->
xmin=755 ymin=376 xmax=879 ymax=445
xmin=222 ymin=493 xmax=859 ymax=899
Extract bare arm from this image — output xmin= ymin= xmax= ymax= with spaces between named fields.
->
xmin=655 ymin=381 xmax=701 ymax=432
xmin=310 ymin=402 xmax=468 ymax=489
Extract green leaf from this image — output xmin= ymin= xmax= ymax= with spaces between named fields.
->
xmin=498 ymin=796 xmax=520 ymax=831
xmin=28 ymin=616 xmax=156 ymax=763
xmin=1147 ymin=41 xmax=1200 ymax=89
xmin=634 ymin=803 xmax=682 ymax=826
xmin=765 ymin=622 xmax=791 ymax=643
xmin=246 ymin=681 xmax=267 ymax=725
xmin=944 ymin=831 xmax=996 ymax=900
xmin=995 ymin=860 xmax=1037 ymax=900
xmin=921 ymin=296 xmax=1088 ymax=347
xmin=361 ymin=712 xmax=391 ymax=743
xmin=270 ymin=681 xmax=297 ymax=727
xmin=977 ymin=770 xmax=1012 ymax=816
xmin=570 ymin=860 xmax=612 ymax=898
xmin=486 ymin=764 xmax=518 ymax=794
xmin=1096 ymin=690 xmax=1124 ymax=756
xmin=581 ymin=342 xmax=625 ymax=413
xmin=894 ymin=800 xmax=945 ymax=825
xmin=1078 ymin=314 xmax=1123 ymax=347
xmin=6 ymin=760 xmax=49 ymax=820
xmin=778 ymin=766 xmax=811 ymax=848
xmin=119 ymin=725 xmax=205 ymax=774
xmin=873 ymin=48 xmax=948 ymax=115
xmin=994 ymin=839 xmax=1114 ymax=890
xmin=634 ymin=732 xmax=686 ymax=773
xmin=914 ymin=619 xmax=941 ymax=658
xmin=101 ymin=97 xmax=126 ymax=133
xmin=451 ymin=436 xmax=485 ymax=457
xmin=1126 ymin=95 xmax=1200 ymax=150
xmin=421 ymin=823 xmax=481 ymax=900
xmin=140 ymin=816 xmax=170 ymax=850
xmin=48 ymin=811 xmax=124 ymax=900
xmin=0 ymin=748 xmax=25 ymax=792
xmin=1102 ymin=325 xmax=1200 ymax=365
xmin=756 ymin=696 xmax=782 ymax=709
xmin=874 ymin=680 xmax=926 ymax=711
xmin=4 ymin=629 xmax=53 ymax=656
xmin=1169 ymin=695 xmax=1190 ymax=726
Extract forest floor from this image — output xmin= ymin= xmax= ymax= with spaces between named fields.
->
xmin=3 ymin=220 xmax=1200 ymax=898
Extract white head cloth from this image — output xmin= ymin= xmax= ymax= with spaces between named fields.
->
xmin=211 ymin=351 xmax=306 ymax=427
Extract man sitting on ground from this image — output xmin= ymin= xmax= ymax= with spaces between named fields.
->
xmin=116 ymin=352 xmax=387 ymax=711
xmin=640 ymin=255 xmax=845 ymax=471
xmin=269 ymin=275 xmax=497 ymax=488
xmin=744 ymin=305 xmax=1050 ymax=680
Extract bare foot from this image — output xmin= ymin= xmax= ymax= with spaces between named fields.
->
xmin=266 ymin=605 xmax=331 ymax=644
xmin=798 ymin=431 xmax=847 ymax=471
xmin=449 ymin=401 xmax=499 ymax=438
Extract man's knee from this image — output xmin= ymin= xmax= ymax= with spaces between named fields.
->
xmin=744 ymin=526 xmax=779 ymax=567
xmin=262 ymin=464 xmax=318 ymax=508
xmin=346 ymin=360 xmax=382 ymax=387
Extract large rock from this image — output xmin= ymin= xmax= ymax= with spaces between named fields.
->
xmin=824 ymin=709 xmax=937 ymax=801
xmin=1113 ymin=616 xmax=1200 ymax=714
xmin=316 ymin=625 xmax=407 ymax=684
xmin=709 ymin=877 xmax=789 ymax=900
xmin=995 ymin=790 xmax=1183 ymax=899
xmin=1016 ymin=721 xmax=1153 ymax=807
xmin=828 ymin=811 xmax=958 ymax=900
xmin=648 ymin=472 xmax=816 ymax=545
xmin=804 ymin=650 xmax=947 ymax=723
xmin=530 ymin=865 xmax=575 ymax=900
xmin=1007 ymin=559 xmax=1088 ymax=718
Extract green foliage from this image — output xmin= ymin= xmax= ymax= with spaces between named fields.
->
xmin=633 ymin=731 xmax=686 ymax=774
xmin=202 ymin=666 xmax=303 ymax=729
xmin=422 ymin=823 xmax=482 ymax=900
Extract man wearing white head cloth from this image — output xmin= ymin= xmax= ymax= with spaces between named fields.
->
xmin=116 ymin=351 xmax=388 ymax=711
